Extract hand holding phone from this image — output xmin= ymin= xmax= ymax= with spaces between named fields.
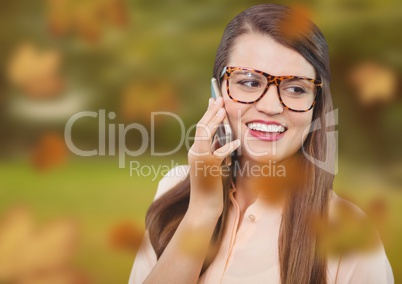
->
xmin=211 ymin=78 xmax=233 ymax=166
xmin=186 ymin=78 xmax=239 ymax=216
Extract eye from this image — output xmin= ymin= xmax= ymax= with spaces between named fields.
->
xmin=230 ymin=70 xmax=266 ymax=92
xmin=237 ymin=79 xmax=261 ymax=88
xmin=280 ymin=79 xmax=314 ymax=97
xmin=286 ymin=86 xmax=306 ymax=94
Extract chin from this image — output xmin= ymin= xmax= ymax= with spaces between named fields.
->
xmin=239 ymin=149 xmax=283 ymax=164
xmin=238 ymin=144 xmax=304 ymax=168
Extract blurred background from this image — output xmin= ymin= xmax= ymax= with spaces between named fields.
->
xmin=0 ymin=0 xmax=401 ymax=283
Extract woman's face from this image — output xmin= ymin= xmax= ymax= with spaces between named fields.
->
xmin=222 ymin=33 xmax=316 ymax=165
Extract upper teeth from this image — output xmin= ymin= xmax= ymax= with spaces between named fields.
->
xmin=247 ymin=122 xmax=286 ymax=133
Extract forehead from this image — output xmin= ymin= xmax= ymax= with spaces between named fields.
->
xmin=228 ymin=33 xmax=316 ymax=78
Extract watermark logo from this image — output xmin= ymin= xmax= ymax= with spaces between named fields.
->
xmin=65 ymin=110 xmax=186 ymax=168
xmin=302 ymin=109 xmax=338 ymax=175
xmin=64 ymin=109 xmax=338 ymax=175
xmin=128 ymin=159 xmax=286 ymax=181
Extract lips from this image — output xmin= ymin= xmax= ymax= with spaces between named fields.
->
xmin=246 ymin=120 xmax=287 ymax=141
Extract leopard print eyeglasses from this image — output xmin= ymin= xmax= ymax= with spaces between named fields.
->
xmin=220 ymin=66 xmax=323 ymax=112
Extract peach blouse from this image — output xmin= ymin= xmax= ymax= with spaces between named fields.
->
xmin=129 ymin=165 xmax=394 ymax=284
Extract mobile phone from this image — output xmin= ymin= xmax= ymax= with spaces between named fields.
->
xmin=211 ymin=78 xmax=233 ymax=166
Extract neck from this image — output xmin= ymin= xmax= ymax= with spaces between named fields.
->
xmin=233 ymin=155 xmax=301 ymax=212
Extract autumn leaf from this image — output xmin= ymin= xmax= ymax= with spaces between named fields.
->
xmin=31 ymin=132 xmax=69 ymax=171
xmin=121 ymin=80 xmax=179 ymax=124
xmin=277 ymin=4 xmax=314 ymax=42
xmin=109 ymin=221 xmax=144 ymax=253
xmin=7 ymin=43 xmax=65 ymax=99
xmin=46 ymin=0 xmax=129 ymax=43
xmin=0 ymin=208 xmax=87 ymax=284
xmin=348 ymin=61 xmax=398 ymax=106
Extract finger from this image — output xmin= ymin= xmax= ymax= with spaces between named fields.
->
xmin=201 ymin=97 xmax=223 ymax=125
xmin=198 ymin=97 xmax=223 ymax=126
xmin=195 ymin=106 xmax=225 ymax=138
xmin=213 ymin=139 xmax=241 ymax=159
xmin=191 ymin=124 xmax=217 ymax=156
xmin=192 ymin=98 xmax=226 ymax=155
xmin=210 ymin=134 xmax=220 ymax=153
xmin=194 ymin=107 xmax=226 ymax=152
xmin=206 ymin=107 xmax=226 ymax=133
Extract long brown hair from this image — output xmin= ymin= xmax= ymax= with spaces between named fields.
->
xmin=146 ymin=4 xmax=335 ymax=283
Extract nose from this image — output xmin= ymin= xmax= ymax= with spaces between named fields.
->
xmin=254 ymin=84 xmax=284 ymax=115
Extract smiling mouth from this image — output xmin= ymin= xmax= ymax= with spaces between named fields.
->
xmin=246 ymin=122 xmax=287 ymax=133
xmin=245 ymin=121 xmax=287 ymax=141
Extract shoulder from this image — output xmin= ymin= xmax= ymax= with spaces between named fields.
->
xmin=327 ymin=191 xmax=379 ymax=251
xmin=328 ymin=241 xmax=394 ymax=284
xmin=327 ymin=241 xmax=394 ymax=284
xmin=154 ymin=165 xmax=190 ymax=200
xmin=327 ymin=190 xmax=374 ymax=236
xmin=327 ymin=191 xmax=394 ymax=284
xmin=328 ymin=190 xmax=366 ymax=217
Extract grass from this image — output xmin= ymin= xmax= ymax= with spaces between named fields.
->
xmin=0 ymin=155 xmax=400 ymax=283
xmin=0 ymin=155 xmax=187 ymax=284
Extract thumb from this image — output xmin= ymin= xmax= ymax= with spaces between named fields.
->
xmin=213 ymin=139 xmax=240 ymax=159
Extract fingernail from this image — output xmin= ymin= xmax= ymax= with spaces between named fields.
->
xmin=214 ymin=97 xmax=222 ymax=104
xmin=216 ymin=108 xmax=224 ymax=116
xmin=234 ymin=139 xmax=240 ymax=147
xmin=208 ymin=98 xmax=213 ymax=106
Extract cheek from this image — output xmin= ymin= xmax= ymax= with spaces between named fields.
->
xmin=224 ymin=101 xmax=245 ymax=138
xmin=224 ymin=102 xmax=255 ymax=143
xmin=288 ymin=112 xmax=314 ymax=143
xmin=221 ymin=84 xmax=246 ymax=138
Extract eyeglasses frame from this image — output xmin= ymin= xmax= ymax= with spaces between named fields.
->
xmin=220 ymin=66 xmax=323 ymax=112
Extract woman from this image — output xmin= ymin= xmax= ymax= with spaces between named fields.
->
xmin=130 ymin=4 xmax=393 ymax=284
